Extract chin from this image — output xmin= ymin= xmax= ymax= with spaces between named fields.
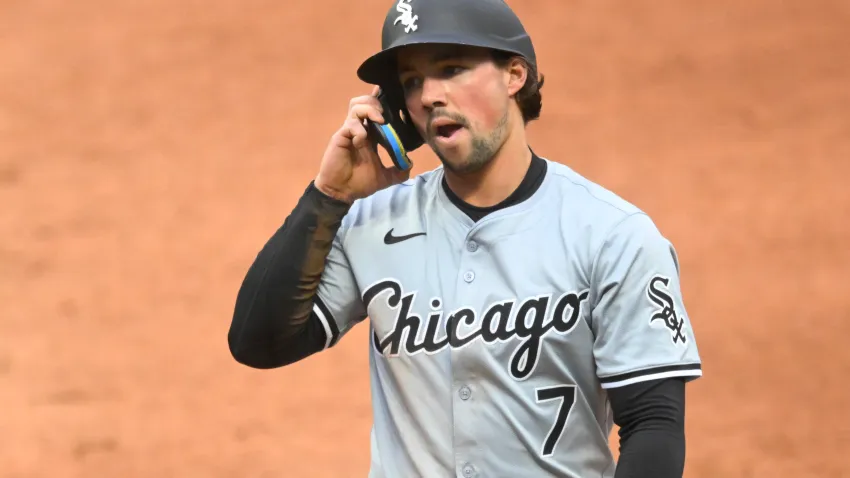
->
xmin=428 ymin=129 xmax=502 ymax=175
xmin=437 ymin=150 xmax=493 ymax=175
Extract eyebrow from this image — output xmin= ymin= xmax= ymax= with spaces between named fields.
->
xmin=398 ymin=49 xmax=464 ymax=75
xmin=431 ymin=49 xmax=463 ymax=63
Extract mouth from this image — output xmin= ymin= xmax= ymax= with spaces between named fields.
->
xmin=435 ymin=124 xmax=464 ymax=139
xmin=430 ymin=117 xmax=465 ymax=141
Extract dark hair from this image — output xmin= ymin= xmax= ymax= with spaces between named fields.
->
xmin=492 ymin=51 xmax=545 ymax=123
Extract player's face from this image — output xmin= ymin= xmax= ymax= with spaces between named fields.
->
xmin=396 ymin=45 xmax=522 ymax=174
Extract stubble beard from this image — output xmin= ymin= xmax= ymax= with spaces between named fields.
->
xmin=432 ymin=109 xmax=510 ymax=175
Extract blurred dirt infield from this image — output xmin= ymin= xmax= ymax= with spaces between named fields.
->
xmin=1 ymin=0 xmax=848 ymax=477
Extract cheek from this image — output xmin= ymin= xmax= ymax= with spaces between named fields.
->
xmin=403 ymin=77 xmax=507 ymax=133
xmin=454 ymin=82 xmax=507 ymax=131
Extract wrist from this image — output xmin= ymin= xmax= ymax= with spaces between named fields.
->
xmin=313 ymin=179 xmax=354 ymax=205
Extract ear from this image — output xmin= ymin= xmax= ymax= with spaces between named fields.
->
xmin=505 ymin=57 xmax=528 ymax=97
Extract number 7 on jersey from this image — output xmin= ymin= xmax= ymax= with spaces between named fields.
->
xmin=536 ymin=384 xmax=577 ymax=457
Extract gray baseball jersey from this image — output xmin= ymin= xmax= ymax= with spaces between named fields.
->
xmin=312 ymin=158 xmax=702 ymax=477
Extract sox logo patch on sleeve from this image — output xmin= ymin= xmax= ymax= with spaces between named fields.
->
xmin=647 ymin=274 xmax=688 ymax=345
xmin=312 ymin=159 xmax=702 ymax=478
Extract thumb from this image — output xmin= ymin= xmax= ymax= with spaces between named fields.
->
xmin=387 ymin=164 xmax=412 ymax=184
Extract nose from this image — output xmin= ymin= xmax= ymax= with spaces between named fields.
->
xmin=419 ymin=77 xmax=447 ymax=110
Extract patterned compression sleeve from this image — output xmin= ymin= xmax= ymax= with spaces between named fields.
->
xmin=227 ymin=181 xmax=355 ymax=369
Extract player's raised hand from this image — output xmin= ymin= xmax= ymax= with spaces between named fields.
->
xmin=315 ymin=86 xmax=411 ymax=204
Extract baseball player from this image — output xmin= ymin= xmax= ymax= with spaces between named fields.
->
xmin=228 ymin=0 xmax=702 ymax=476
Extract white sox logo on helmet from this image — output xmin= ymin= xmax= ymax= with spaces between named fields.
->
xmin=393 ymin=0 xmax=418 ymax=33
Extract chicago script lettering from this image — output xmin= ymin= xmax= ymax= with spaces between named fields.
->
xmin=364 ymin=279 xmax=590 ymax=380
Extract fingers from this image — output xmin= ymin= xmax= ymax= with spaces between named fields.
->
xmin=384 ymin=162 xmax=412 ymax=185
xmin=339 ymin=117 xmax=370 ymax=149
xmin=349 ymin=94 xmax=382 ymax=115
xmin=349 ymin=103 xmax=384 ymax=124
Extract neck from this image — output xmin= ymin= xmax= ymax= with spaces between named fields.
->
xmin=443 ymin=122 xmax=532 ymax=208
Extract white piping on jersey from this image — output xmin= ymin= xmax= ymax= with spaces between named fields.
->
xmin=600 ymin=368 xmax=702 ymax=389
xmin=313 ymin=302 xmax=334 ymax=350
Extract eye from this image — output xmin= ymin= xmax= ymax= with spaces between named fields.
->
xmin=401 ymin=76 xmax=422 ymax=92
xmin=441 ymin=65 xmax=465 ymax=77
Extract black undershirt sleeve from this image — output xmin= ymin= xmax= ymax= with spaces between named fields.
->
xmin=227 ymin=182 xmax=351 ymax=369
xmin=609 ymin=378 xmax=687 ymax=478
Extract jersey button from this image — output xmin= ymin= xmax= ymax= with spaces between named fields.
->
xmin=462 ymin=464 xmax=475 ymax=477
xmin=466 ymin=241 xmax=478 ymax=252
xmin=463 ymin=271 xmax=475 ymax=283
xmin=459 ymin=386 xmax=471 ymax=400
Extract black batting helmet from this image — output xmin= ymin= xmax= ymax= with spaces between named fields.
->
xmin=356 ymin=0 xmax=536 ymax=86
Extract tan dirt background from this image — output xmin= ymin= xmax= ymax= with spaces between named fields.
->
xmin=2 ymin=0 xmax=849 ymax=477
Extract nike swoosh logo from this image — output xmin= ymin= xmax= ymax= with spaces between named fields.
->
xmin=384 ymin=228 xmax=426 ymax=245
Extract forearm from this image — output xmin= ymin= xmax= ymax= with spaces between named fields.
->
xmin=228 ymin=181 xmax=351 ymax=368
xmin=610 ymin=378 xmax=687 ymax=478
xmin=614 ymin=426 xmax=685 ymax=478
